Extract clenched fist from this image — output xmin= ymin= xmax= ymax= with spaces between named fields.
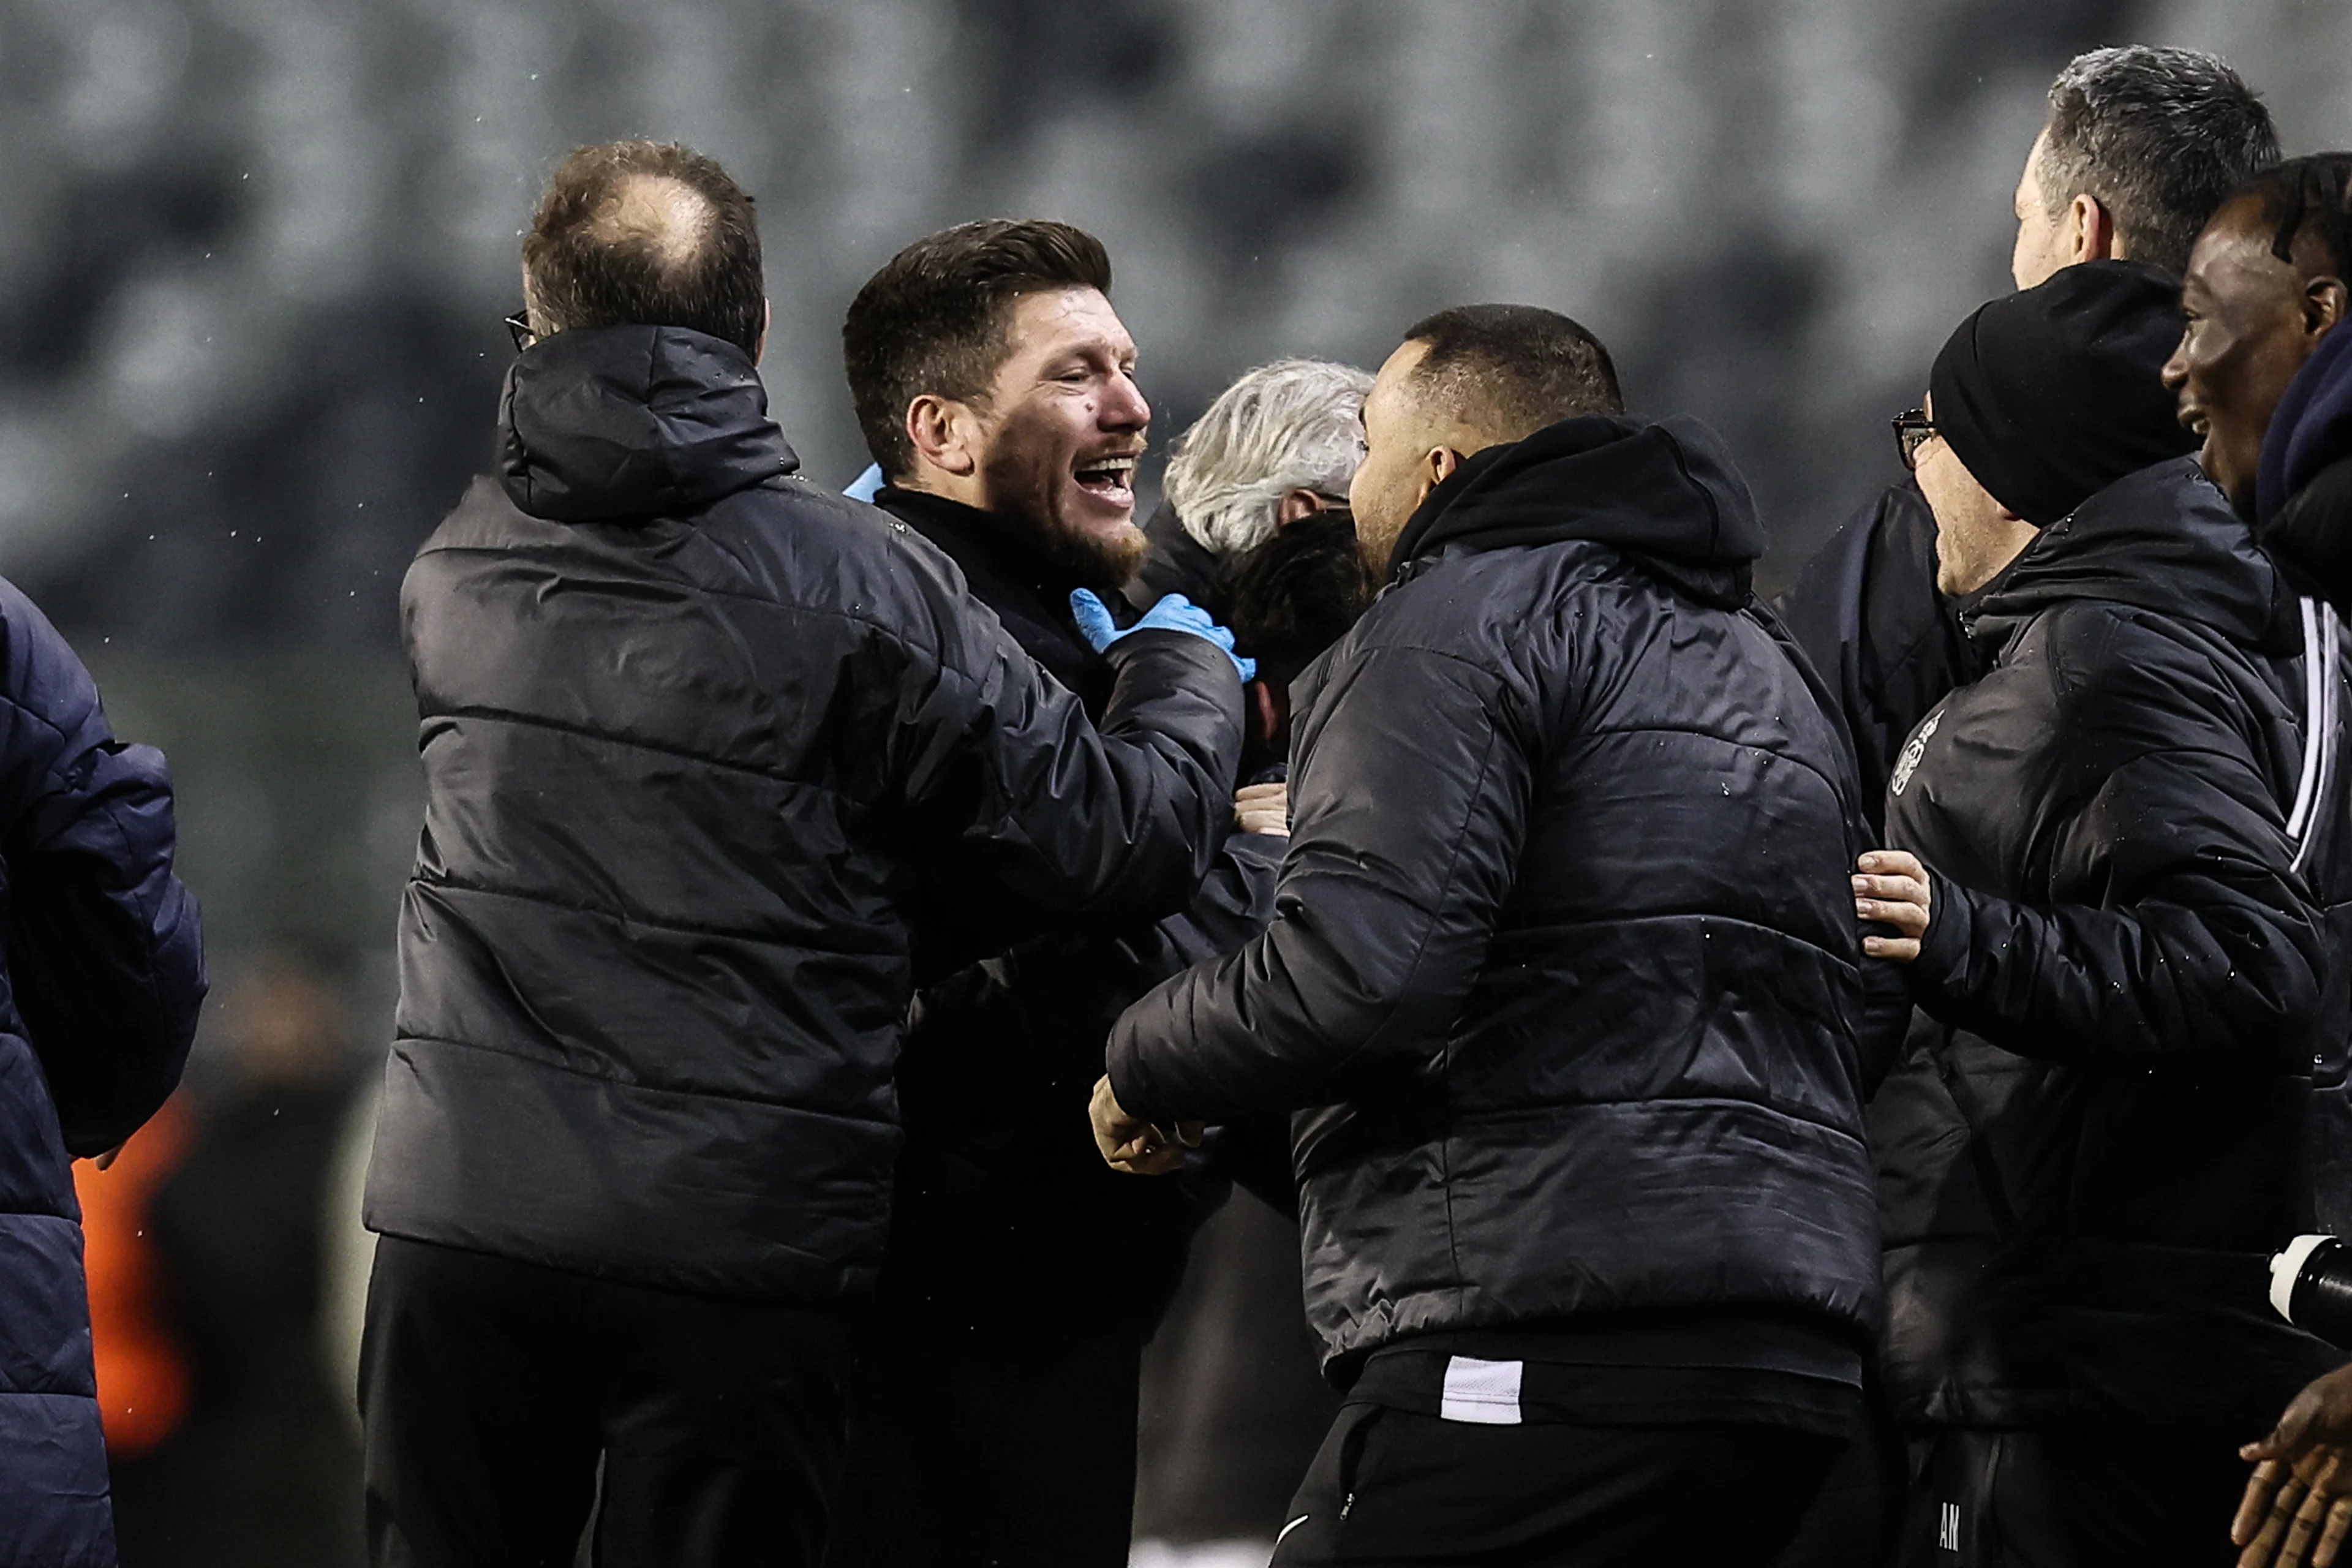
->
xmin=1088 ymin=1075 xmax=1202 ymax=1177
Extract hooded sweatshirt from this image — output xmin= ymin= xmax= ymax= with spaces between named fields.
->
xmin=1108 ymin=414 xmax=1890 ymax=1418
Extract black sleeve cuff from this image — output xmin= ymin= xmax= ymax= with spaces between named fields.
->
xmin=1910 ymin=865 xmax=1973 ymax=1006
xmin=1105 ymin=1025 xmax=1172 ymax=1126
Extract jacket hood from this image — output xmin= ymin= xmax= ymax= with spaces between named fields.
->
xmin=2258 ymin=322 xmax=2352 ymax=526
xmin=1964 ymin=456 xmax=2293 ymax=657
xmin=1388 ymin=413 xmax=1765 ymax=608
xmin=498 ymin=325 xmax=797 ymax=522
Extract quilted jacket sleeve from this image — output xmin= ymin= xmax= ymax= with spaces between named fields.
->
xmin=884 ymin=555 xmax=1245 ymax=930
xmin=1905 ymin=653 xmax=2322 ymax=1067
xmin=1106 ymin=638 xmax=1532 ymax=1123
xmin=0 ymin=581 xmax=205 ymax=1155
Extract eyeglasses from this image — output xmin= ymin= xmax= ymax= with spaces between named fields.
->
xmin=1891 ymin=408 xmax=1937 ymax=472
xmin=504 ymin=310 xmax=536 ymax=353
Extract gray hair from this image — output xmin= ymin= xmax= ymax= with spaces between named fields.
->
xmin=1163 ymin=358 xmax=1374 ymax=558
xmin=2041 ymin=45 xmax=2279 ymax=275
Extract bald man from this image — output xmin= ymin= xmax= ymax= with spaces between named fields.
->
xmin=359 ymin=142 xmax=1242 ymax=1568
xmin=1091 ymin=305 xmax=1901 ymax=1566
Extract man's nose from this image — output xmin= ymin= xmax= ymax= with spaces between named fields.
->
xmin=2160 ymin=327 xmax=2190 ymax=390
xmin=1104 ymin=372 xmax=1150 ymax=432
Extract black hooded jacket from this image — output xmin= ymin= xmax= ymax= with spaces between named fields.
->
xmin=869 ymin=483 xmax=1275 ymax=1337
xmin=363 ymin=326 xmax=1242 ymax=1302
xmin=1874 ymin=456 xmax=2338 ymax=1435
xmin=1108 ymin=414 xmax=1893 ymax=1382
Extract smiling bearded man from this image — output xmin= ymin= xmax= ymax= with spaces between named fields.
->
xmin=829 ymin=219 xmax=1246 ymax=1568
xmin=848 ymin=221 xmax=1149 ymax=649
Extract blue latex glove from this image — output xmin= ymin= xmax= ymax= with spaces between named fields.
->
xmin=1070 ymin=589 xmax=1255 ymax=682
xmin=843 ymin=462 xmax=886 ymax=502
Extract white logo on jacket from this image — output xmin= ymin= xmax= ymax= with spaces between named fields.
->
xmin=1890 ymin=710 xmax=1940 ymax=798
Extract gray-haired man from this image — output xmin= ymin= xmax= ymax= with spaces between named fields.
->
xmin=1127 ymin=357 xmax=1374 ymax=611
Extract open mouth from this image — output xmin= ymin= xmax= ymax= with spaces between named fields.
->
xmin=1073 ymin=453 xmax=1138 ymax=507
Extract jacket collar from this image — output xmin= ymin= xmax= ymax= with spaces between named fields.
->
xmin=873 ymin=485 xmax=1094 ymax=602
xmin=1386 ymin=413 xmax=1763 ymax=609
xmin=498 ymin=325 xmax=796 ymax=523
xmin=2258 ymin=323 xmax=2352 ymax=526
xmin=1962 ymin=456 xmax=2296 ymax=660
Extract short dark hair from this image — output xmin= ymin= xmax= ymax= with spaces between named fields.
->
xmin=2231 ymin=153 xmax=2352 ymax=282
xmin=1213 ymin=510 xmax=1370 ymax=695
xmin=2041 ymin=46 xmax=2280 ymax=275
xmin=522 ymin=141 xmax=764 ymax=356
xmin=843 ymin=220 xmax=1113 ymax=479
xmin=1400 ymin=303 xmax=1624 ymax=441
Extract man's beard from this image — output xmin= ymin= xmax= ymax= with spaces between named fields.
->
xmin=1021 ymin=511 xmax=1148 ymax=591
xmin=979 ymin=449 xmax=1148 ymax=591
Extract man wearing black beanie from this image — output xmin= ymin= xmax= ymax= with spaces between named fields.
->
xmin=1850 ymin=260 xmax=2339 ymax=1567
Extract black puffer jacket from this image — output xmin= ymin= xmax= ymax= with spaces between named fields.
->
xmin=1109 ymin=414 xmax=1890 ymax=1378
xmin=1778 ymin=480 xmax=1980 ymax=831
xmin=364 ymin=326 xmax=1241 ymax=1303
xmin=872 ymin=484 xmax=1268 ymax=1338
xmin=1874 ymin=456 xmax=2337 ymax=1436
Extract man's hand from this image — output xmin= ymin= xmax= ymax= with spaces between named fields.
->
xmin=1071 ymin=590 xmax=1256 ymax=681
xmin=2237 ymin=1366 xmax=2352 ymax=1567
xmin=1235 ymin=781 xmax=1289 ymax=837
xmin=1854 ymin=849 xmax=1932 ymax=962
xmin=1088 ymin=1075 xmax=1200 ymax=1177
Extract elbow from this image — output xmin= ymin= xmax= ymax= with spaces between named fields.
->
xmin=2258 ymin=927 xmax=2326 ymax=1061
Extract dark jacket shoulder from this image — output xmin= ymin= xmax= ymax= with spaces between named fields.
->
xmin=1777 ymin=480 xmax=1975 ymax=826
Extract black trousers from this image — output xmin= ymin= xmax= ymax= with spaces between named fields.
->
xmin=360 ymin=1235 xmax=853 ymax=1568
xmin=1771 ymin=1373 xmax=1904 ymax=1567
xmin=824 ymin=1314 xmax=1145 ymax=1568
xmin=1892 ymin=1426 xmax=2252 ymax=1568
xmin=1269 ymin=1402 xmax=1842 ymax=1567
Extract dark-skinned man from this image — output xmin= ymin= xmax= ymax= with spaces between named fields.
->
xmin=1854 ymin=260 xmax=2337 ymax=1568
xmin=1781 ymin=45 xmax=2277 ymax=822
xmin=1094 ymin=304 xmax=1899 ymax=1566
xmin=827 ymin=219 xmax=1269 ymax=1568
xmin=2168 ymin=154 xmax=2352 ymax=605
xmin=2135 ymin=152 xmax=2352 ymax=1568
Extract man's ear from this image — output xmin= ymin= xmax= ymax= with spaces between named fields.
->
xmin=906 ymin=394 xmax=982 ymax=478
xmin=1275 ymin=488 xmax=1327 ymax=527
xmin=2070 ymin=193 xmax=2118 ymax=265
xmin=1410 ymin=446 xmax=1461 ymax=511
xmin=2305 ymin=275 xmax=2349 ymax=340
xmin=755 ymin=299 xmax=771 ymax=366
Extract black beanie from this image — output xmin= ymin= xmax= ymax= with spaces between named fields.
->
xmin=1927 ymin=259 xmax=2199 ymax=527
